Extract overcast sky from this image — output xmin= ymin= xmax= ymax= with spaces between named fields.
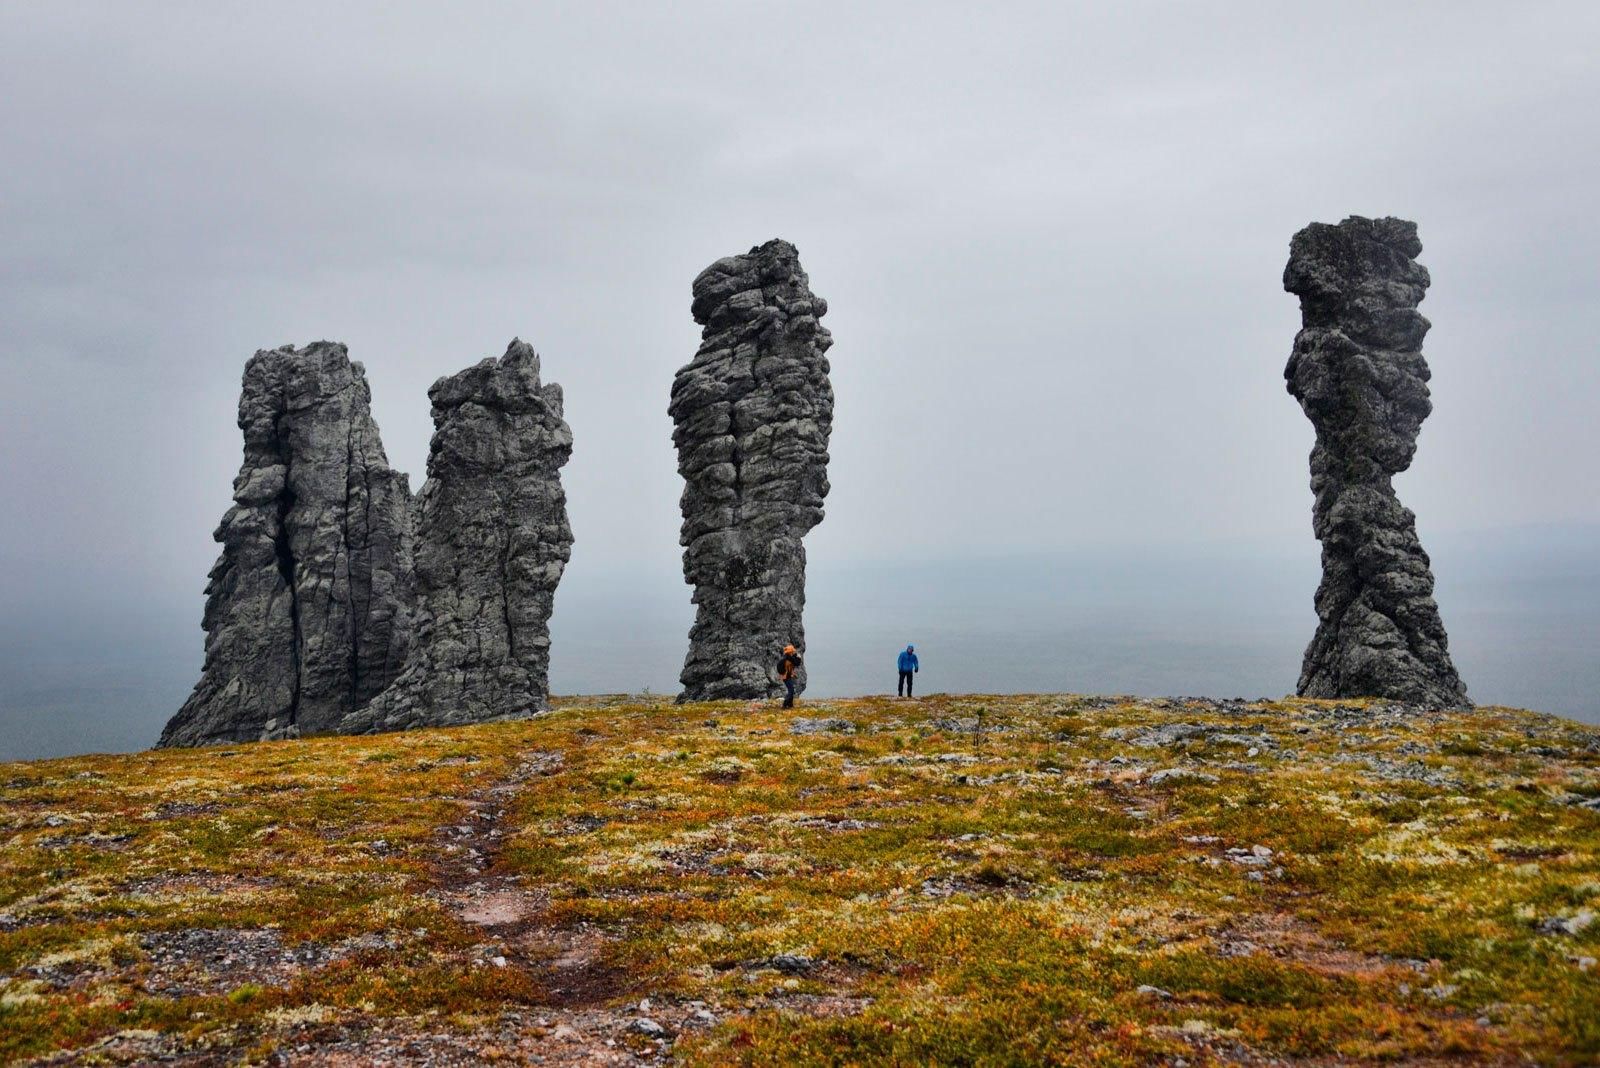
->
xmin=2 ymin=3 xmax=1597 ymax=742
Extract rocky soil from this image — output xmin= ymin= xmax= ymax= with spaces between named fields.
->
xmin=4 ymin=694 xmax=1597 ymax=1065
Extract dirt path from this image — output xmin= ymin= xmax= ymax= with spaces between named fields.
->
xmin=278 ymin=747 xmax=685 ymax=1066
xmin=427 ymin=749 xmax=635 ymax=1010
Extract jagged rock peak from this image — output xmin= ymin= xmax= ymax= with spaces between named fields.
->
xmin=341 ymin=338 xmax=574 ymax=734
xmin=159 ymin=342 xmax=414 ymax=747
xmin=1284 ymin=216 xmax=1469 ymax=708
xmin=670 ymin=239 xmax=835 ymax=701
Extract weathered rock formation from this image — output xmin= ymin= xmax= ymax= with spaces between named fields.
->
xmin=1283 ymin=216 xmax=1469 ymax=707
xmin=670 ymin=239 xmax=834 ymax=701
xmin=341 ymin=339 xmax=573 ymax=733
xmin=160 ymin=343 xmax=414 ymax=747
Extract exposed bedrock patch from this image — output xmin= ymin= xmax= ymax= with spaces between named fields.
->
xmin=1283 ymin=216 xmax=1469 ymax=708
xmin=160 ymin=343 xmax=414 ymax=748
xmin=670 ymin=239 xmax=835 ymax=701
xmin=342 ymin=339 xmax=573 ymax=734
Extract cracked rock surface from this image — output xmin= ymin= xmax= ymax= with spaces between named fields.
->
xmin=160 ymin=343 xmax=414 ymax=747
xmin=1283 ymin=216 xmax=1469 ymax=708
xmin=342 ymin=339 xmax=573 ymax=734
xmin=669 ymin=239 xmax=835 ymax=701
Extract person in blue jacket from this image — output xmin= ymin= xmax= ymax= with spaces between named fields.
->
xmin=897 ymin=644 xmax=919 ymax=697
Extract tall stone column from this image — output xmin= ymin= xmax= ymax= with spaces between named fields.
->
xmin=670 ymin=240 xmax=835 ymax=701
xmin=160 ymin=342 xmax=414 ymax=747
xmin=342 ymin=339 xmax=573 ymax=733
xmin=1283 ymin=216 xmax=1469 ymax=707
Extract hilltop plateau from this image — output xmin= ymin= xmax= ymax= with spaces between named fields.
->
xmin=2 ymin=694 xmax=1597 ymax=1065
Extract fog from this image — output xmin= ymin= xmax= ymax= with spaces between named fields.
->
xmin=2 ymin=3 xmax=1597 ymax=760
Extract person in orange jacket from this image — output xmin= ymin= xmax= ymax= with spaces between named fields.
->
xmin=776 ymin=644 xmax=802 ymax=708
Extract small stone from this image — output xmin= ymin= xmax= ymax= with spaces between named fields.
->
xmin=790 ymin=718 xmax=856 ymax=736
xmin=1539 ymin=910 xmax=1596 ymax=936
xmin=1136 ymin=984 xmax=1172 ymax=999
xmin=1130 ymin=724 xmax=1208 ymax=748
xmin=1149 ymin=767 xmax=1219 ymax=785
xmin=768 ymin=953 xmax=814 ymax=975
xmin=629 ymin=1018 xmax=667 ymax=1037
xmin=1250 ymin=844 xmax=1273 ymax=858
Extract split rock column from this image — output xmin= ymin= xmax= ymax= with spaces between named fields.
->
xmin=342 ymin=339 xmax=574 ymax=733
xmin=159 ymin=342 xmax=414 ymax=747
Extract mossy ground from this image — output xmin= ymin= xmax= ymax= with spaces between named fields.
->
xmin=2 ymin=694 xmax=1597 ymax=1065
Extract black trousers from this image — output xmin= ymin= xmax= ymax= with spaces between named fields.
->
xmin=783 ymin=677 xmax=796 ymax=708
xmin=898 ymin=670 xmax=914 ymax=696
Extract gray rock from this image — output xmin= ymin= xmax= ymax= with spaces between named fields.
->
xmin=1148 ymin=767 xmax=1220 ymax=785
xmin=765 ymin=953 xmax=815 ymax=974
xmin=160 ymin=343 xmax=413 ymax=747
xmin=343 ymin=339 xmax=573 ymax=734
xmin=1130 ymin=723 xmax=1209 ymax=748
xmin=1210 ymin=733 xmax=1274 ymax=749
xmin=670 ymin=239 xmax=835 ymax=701
xmin=1283 ymin=217 xmax=1470 ymax=708
xmin=789 ymin=717 xmax=856 ymax=735
xmin=1538 ymin=910 xmax=1596 ymax=936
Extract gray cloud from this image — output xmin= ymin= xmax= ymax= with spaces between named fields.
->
xmin=2 ymin=2 xmax=1597 ymax=754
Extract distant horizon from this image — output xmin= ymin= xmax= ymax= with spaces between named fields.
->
xmin=4 ymin=522 xmax=1595 ymax=763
